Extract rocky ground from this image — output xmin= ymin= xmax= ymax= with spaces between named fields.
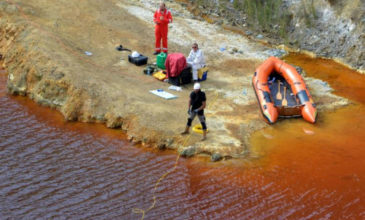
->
xmin=182 ymin=0 xmax=365 ymax=73
xmin=0 ymin=0 xmax=348 ymax=160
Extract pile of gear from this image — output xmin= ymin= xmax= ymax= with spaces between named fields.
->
xmin=116 ymin=44 xmax=208 ymax=87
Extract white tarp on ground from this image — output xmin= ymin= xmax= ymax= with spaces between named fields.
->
xmin=149 ymin=89 xmax=177 ymax=100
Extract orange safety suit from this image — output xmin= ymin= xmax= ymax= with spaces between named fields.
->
xmin=154 ymin=9 xmax=172 ymax=53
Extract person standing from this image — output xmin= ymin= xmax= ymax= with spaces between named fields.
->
xmin=181 ymin=83 xmax=207 ymax=141
xmin=153 ymin=2 xmax=172 ymax=55
xmin=187 ymin=43 xmax=206 ymax=82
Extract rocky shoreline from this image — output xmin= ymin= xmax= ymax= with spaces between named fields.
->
xmin=0 ymin=0 xmax=349 ymax=161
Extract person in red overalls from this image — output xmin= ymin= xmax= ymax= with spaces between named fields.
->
xmin=153 ymin=2 xmax=172 ymax=55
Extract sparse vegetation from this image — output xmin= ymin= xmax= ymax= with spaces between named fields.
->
xmin=302 ymin=0 xmax=317 ymax=27
xmin=232 ymin=0 xmax=292 ymax=38
xmin=189 ymin=0 xmax=294 ymax=38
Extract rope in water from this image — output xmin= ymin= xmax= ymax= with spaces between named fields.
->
xmin=131 ymin=135 xmax=189 ymax=219
xmin=132 ymin=92 xmax=219 ymax=220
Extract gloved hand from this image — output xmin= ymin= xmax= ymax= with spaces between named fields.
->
xmin=194 ymin=109 xmax=199 ymax=113
xmin=188 ymin=109 xmax=192 ymax=115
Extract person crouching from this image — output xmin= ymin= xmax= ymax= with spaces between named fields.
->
xmin=181 ymin=83 xmax=207 ymax=141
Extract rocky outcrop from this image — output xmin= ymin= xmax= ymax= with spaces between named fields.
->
xmin=182 ymin=0 xmax=365 ymax=72
xmin=288 ymin=0 xmax=365 ymax=71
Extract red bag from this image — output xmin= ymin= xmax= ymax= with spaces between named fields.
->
xmin=165 ymin=53 xmax=187 ymax=78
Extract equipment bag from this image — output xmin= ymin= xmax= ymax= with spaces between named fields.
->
xmin=143 ymin=64 xmax=156 ymax=75
xmin=153 ymin=71 xmax=167 ymax=81
xmin=168 ymin=76 xmax=180 ymax=86
xmin=179 ymin=65 xmax=192 ymax=85
xmin=168 ymin=66 xmax=192 ymax=86
xmin=128 ymin=54 xmax=148 ymax=66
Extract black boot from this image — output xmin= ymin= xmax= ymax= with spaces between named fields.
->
xmin=153 ymin=51 xmax=160 ymax=55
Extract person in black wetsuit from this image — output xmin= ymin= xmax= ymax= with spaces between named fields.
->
xmin=181 ymin=83 xmax=207 ymax=141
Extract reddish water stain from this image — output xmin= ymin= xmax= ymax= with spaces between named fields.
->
xmin=284 ymin=53 xmax=365 ymax=104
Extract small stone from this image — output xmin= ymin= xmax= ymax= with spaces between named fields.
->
xmin=180 ymin=146 xmax=196 ymax=157
xmin=166 ymin=139 xmax=174 ymax=147
xmin=211 ymin=153 xmax=223 ymax=162
xmin=216 ymin=20 xmax=223 ymax=26
xmin=257 ymin=34 xmax=264 ymax=39
xmin=132 ymin=139 xmax=141 ymax=145
xmin=51 ymin=71 xmax=65 ymax=80
xmin=96 ymin=115 xmax=105 ymax=121
xmin=127 ymin=135 xmax=134 ymax=142
xmin=157 ymin=143 xmax=166 ymax=150
xmin=245 ymin=31 xmax=253 ymax=36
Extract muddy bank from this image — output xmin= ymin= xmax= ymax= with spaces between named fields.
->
xmin=0 ymin=0 xmax=348 ymax=160
xmin=182 ymin=0 xmax=365 ymax=73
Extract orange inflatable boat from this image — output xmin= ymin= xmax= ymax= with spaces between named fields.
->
xmin=252 ymin=56 xmax=317 ymax=124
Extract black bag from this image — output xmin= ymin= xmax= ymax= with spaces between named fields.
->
xmin=179 ymin=66 xmax=192 ymax=85
xmin=168 ymin=66 xmax=192 ymax=86
xmin=128 ymin=55 xmax=148 ymax=66
xmin=143 ymin=64 xmax=156 ymax=75
xmin=168 ymin=76 xmax=181 ymax=86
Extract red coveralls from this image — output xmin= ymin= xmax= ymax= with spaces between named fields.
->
xmin=154 ymin=9 xmax=172 ymax=53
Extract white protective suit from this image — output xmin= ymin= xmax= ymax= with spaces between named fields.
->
xmin=187 ymin=49 xmax=206 ymax=80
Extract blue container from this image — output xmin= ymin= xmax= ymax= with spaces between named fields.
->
xmin=198 ymin=71 xmax=208 ymax=81
xmin=198 ymin=67 xmax=208 ymax=81
xmin=201 ymin=72 xmax=207 ymax=81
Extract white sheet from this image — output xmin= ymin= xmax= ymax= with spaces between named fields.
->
xmin=149 ymin=89 xmax=177 ymax=100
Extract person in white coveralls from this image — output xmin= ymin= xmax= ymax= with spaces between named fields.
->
xmin=187 ymin=42 xmax=206 ymax=82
